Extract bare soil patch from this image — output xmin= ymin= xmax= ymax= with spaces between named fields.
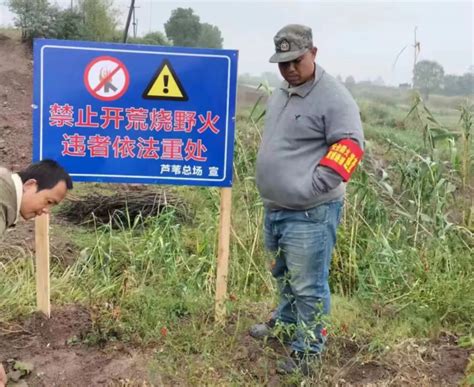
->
xmin=0 ymin=305 xmax=154 ymax=387
xmin=0 ymin=307 xmax=470 ymax=386
xmin=229 ymin=308 xmax=471 ymax=386
xmin=0 ymin=33 xmax=32 ymax=172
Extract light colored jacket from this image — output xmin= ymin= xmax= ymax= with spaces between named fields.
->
xmin=0 ymin=167 xmax=17 ymax=238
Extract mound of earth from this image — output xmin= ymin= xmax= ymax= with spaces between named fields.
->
xmin=0 ymin=305 xmax=153 ymax=386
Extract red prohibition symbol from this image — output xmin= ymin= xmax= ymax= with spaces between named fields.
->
xmin=84 ymin=56 xmax=130 ymax=101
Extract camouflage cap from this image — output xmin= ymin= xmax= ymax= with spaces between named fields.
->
xmin=269 ymin=24 xmax=313 ymax=63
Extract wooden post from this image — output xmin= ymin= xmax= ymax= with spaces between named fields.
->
xmin=215 ymin=187 xmax=232 ymax=324
xmin=35 ymin=213 xmax=50 ymax=317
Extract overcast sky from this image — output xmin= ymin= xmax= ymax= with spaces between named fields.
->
xmin=0 ymin=0 xmax=472 ymax=85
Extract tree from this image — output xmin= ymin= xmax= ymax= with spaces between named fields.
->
xmin=413 ymin=60 xmax=444 ymax=99
xmin=344 ymin=75 xmax=356 ymax=89
xmin=439 ymin=72 xmax=473 ymax=96
xmin=443 ymin=74 xmax=461 ymax=96
xmin=54 ymin=8 xmax=83 ymax=40
xmin=196 ymin=23 xmax=223 ymax=48
xmin=8 ymin=0 xmax=57 ymax=43
xmin=164 ymin=8 xmax=201 ymax=47
xmin=460 ymin=72 xmax=474 ymax=96
xmin=76 ymin=0 xmax=118 ymax=42
xmin=129 ymin=31 xmax=170 ymax=46
xmin=8 ymin=0 xmax=118 ymax=43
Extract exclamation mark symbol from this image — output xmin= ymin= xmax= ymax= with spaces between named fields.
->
xmin=163 ymin=75 xmax=169 ymax=94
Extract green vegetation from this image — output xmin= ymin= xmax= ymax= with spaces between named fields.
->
xmin=164 ymin=7 xmax=223 ymax=48
xmin=128 ymin=31 xmax=170 ymax=47
xmin=75 ymin=0 xmax=118 ymax=42
xmin=6 ymin=1 xmax=223 ymax=48
xmin=7 ymin=0 xmax=119 ymax=44
xmin=412 ymin=59 xmax=472 ymax=99
xmin=0 ymin=85 xmax=472 ymax=383
xmin=413 ymin=60 xmax=445 ymax=99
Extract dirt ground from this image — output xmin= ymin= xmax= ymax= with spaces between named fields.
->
xmin=0 ymin=305 xmax=470 ymax=386
xmin=0 ymin=33 xmax=471 ymax=386
xmin=0 ymin=306 xmax=153 ymax=386
xmin=0 ymin=33 xmax=32 ymax=172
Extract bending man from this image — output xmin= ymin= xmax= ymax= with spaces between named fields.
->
xmin=0 ymin=159 xmax=72 ymax=387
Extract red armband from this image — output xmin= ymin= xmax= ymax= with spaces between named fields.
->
xmin=319 ymin=139 xmax=364 ymax=182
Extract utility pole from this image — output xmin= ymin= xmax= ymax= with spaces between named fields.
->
xmin=412 ymin=26 xmax=420 ymax=88
xmin=132 ymin=6 xmax=139 ymax=38
xmin=123 ymin=0 xmax=136 ymax=43
xmin=149 ymin=1 xmax=152 ymax=33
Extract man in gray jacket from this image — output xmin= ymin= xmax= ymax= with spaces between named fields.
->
xmin=0 ymin=159 xmax=72 ymax=238
xmin=251 ymin=24 xmax=364 ymax=374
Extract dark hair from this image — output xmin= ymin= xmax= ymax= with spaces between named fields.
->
xmin=17 ymin=159 xmax=73 ymax=191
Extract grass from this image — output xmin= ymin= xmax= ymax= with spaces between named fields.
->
xmin=0 ymin=93 xmax=473 ymax=384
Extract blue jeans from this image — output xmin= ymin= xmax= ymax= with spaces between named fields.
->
xmin=264 ymin=201 xmax=343 ymax=354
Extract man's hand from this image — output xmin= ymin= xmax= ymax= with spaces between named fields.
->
xmin=0 ymin=363 xmax=7 ymax=387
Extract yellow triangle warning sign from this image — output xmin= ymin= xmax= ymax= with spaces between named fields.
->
xmin=142 ymin=59 xmax=188 ymax=101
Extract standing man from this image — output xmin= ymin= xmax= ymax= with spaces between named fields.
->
xmin=251 ymin=24 xmax=364 ymax=374
xmin=0 ymin=159 xmax=72 ymax=386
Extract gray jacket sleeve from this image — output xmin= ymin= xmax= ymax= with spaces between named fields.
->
xmin=313 ymin=165 xmax=344 ymax=194
xmin=312 ymin=88 xmax=364 ymax=195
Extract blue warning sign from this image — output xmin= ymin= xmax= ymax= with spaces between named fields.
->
xmin=33 ymin=39 xmax=238 ymax=187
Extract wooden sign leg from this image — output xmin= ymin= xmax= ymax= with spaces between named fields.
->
xmin=215 ymin=187 xmax=232 ymax=324
xmin=35 ymin=213 xmax=50 ymax=317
